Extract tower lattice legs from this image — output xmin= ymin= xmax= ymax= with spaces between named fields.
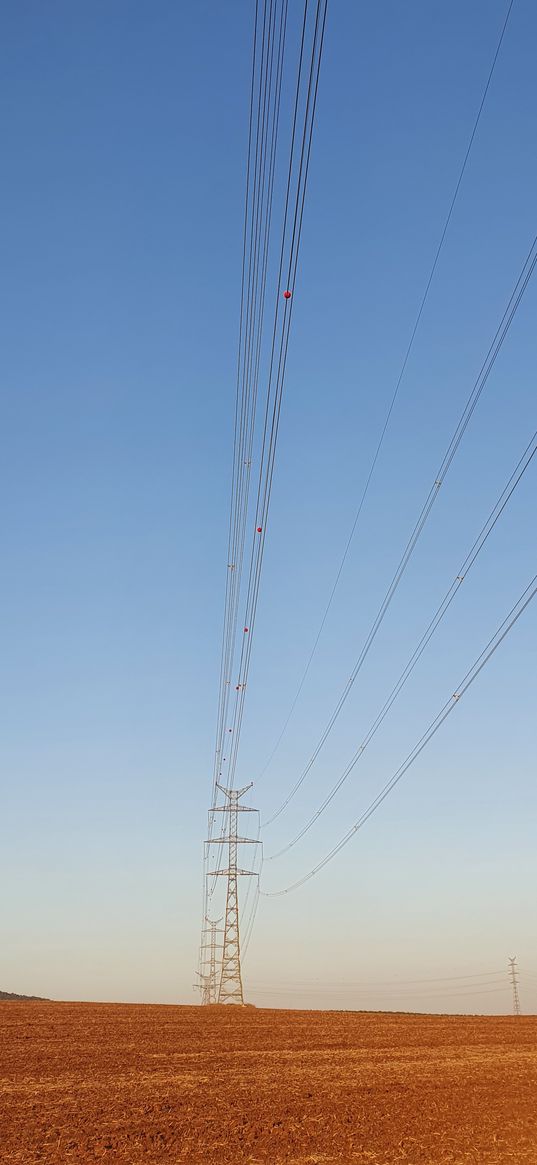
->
xmin=206 ymin=783 xmax=259 ymax=1005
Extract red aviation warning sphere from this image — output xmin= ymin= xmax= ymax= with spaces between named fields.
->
xmin=256 ymin=526 xmax=262 ymax=532
xmin=283 ymin=290 xmax=292 ymax=299
xmin=244 ymin=626 xmax=249 ymax=632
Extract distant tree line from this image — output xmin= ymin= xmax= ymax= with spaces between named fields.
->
xmin=0 ymin=990 xmax=47 ymax=1001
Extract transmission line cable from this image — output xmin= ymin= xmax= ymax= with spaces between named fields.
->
xmin=207 ymin=0 xmax=287 ymax=803
xmin=208 ymin=0 xmax=328 ymax=901
xmin=208 ymin=0 xmax=328 ymax=886
xmin=212 ymin=0 xmax=287 ymax=809
xmin=248 ymin=986 xmax=508 ymax=1000
xmin=247 ymin=983 xmax=508 ymax=1000
xmin=211 ymin=0 xmax=262 ymax=801
xmin=256 ymin=0 xmax=517 ymax=781
xmin=238 ymin=817 xmax=262 ymax=932
xmin=251 ymin=969 xmax=507 ymax=987
xmin=213 ymin=0 xmax=310 ymax=815
xmin=219 ymin=0 xmax=289 ymax=764
xmin=242 ymin=880 xmax=262 ymax=961
xmin=263 ymin=232 xmax=537 ymax=829
xmin=262 ymin=569 xmax=537 ymax=895
xmin=203 ymin=0 xmax=328 ymax=973
xmin=266 ymin=425 xmax=537 ymax=859
xmin=201 ymin=0 xmax=288 ymax=940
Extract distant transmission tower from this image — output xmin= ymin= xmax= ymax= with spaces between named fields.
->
xmin=508 ymin=956 xmax=521 ymax=1016
xmin=195 ymin=972 xmax=212 ymax=1007
xmin=207 ymin=783 xmax=259 ymax=1004
xmin=199 ymin=917 xmax=223 ymax=1005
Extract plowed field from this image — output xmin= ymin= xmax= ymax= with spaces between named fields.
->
xmin=1 ymin=1002 xmax=536 ymax=1164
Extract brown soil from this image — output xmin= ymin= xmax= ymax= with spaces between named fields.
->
xmin=1 ymin=1001 xmax=536 ymax=1163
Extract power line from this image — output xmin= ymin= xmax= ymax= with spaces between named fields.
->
xmin=245 ymin=987 xmax=505 ymax=1006
xmin=266 ymin=425 xmax=537 ymax=860
xmin=200 ymin=1 xmax=329 ymax=995
xmin=202 ymin=0 xmax=289 ymax=939
xmin=248 ymin=986 xmax=509 ymax=1000
xmin=222 ymin=0 xmax=329 ymax=800
xmin=263 ymin=231 xmax=537 ymax=829
xmin=238 ymin=817 xmax=263 ymax=958
xmin=250 ymin=970 xmax=508 ymax=987
xmin=248 ymin=983 xmax=509 ymax=997
xmin=262 ymin=569 xmax=537 ymax=895
xmin=205 ymin=0 xmax=291 ymax=902
xmin=257 ymin=0 xmax=517 ymax=782
xmin=242 ymin=879 xmax=262 ymax=962
xmin=206 ymin=0 xmax=327 ymax=900
xmin=211 ymin=0 xmax=288 ymax=808
xmin=206 ymin=0 xmax=329 ymax=916
xmin=211 ymin=0 xmax=264 ymax=803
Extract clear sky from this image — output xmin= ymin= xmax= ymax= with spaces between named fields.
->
xmin=1 ymin=0 xmax=536 ymax=1014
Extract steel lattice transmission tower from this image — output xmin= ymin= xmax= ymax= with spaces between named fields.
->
xmin=197 ymin=917 xmax=223 ymax=1005
xmin=195 ymin=972 xmax=213 ymax=1007
xmin=207 ymin=783 xmax=259 ymax=1004
xmin=508 ymin=956 xmax=521 ymax=1016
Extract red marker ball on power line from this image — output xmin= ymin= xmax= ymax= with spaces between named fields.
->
xmin=256 ymin=526 xmax=262 ymax=532
xmin=244 ymin=627 xmax=249 ymax=633
xmin=283 ymin=290 xmax=292 ymax=299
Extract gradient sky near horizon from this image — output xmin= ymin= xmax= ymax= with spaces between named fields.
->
xmin=1 ymin=0 xmax=536 ymax=1014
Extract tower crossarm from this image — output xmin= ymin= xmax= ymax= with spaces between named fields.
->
xmin=216 ymin=781 xmax=253 ymax=799
xmin=205 ymin=836 xmax=260 ymax=845
xmin=210 ymin=805 xmax=258 ymax=813
xmin=207 ymin=867 xmax=259 ymax=878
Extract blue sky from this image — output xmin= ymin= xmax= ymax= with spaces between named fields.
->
xmin=1 ymin=0 xmax=536 ymax=1013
